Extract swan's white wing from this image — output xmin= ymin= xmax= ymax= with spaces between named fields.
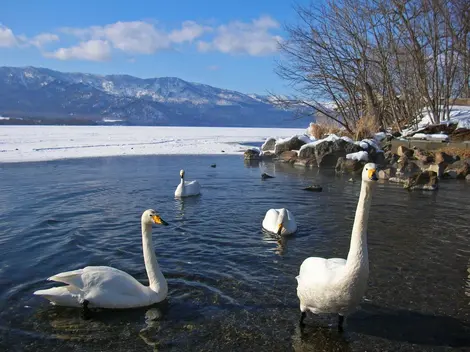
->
xmin=284 ymin=209 xmax=297 ymax=234
xmin=34 ymin=285 xmax=83 ymax=307
xmin=262 ymin=209 xmax=279 ymax=233
xmin=175 ymin=179 xmax=200 ymax=197
xmin=184 ymin=180 xmax=201 ymax=195
xmin=48 ymin=269 xmax=85 ymax=288
xmin=82 ymin=266 xmax=145 ymax=294
xmin=37 ymin=266 xmax=150 ymax=308
xmin=296 ymin=257 xmax=348 ymax=313
xmin=48 ymin=266 xmax=138 ymax=289
xmin=297 ymin=257 xmax=346 ymax=286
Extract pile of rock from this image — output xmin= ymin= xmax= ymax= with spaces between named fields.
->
xmin=384 ymin=145 xmax=470 ymax=190
xmin=243 ymin=132 xmax=470 ymax=191
xmin=244 ymin=133 xmax=388 ymax=171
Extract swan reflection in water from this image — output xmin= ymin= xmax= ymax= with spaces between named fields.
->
xmin=139 ymin=307 xmax=165 ymax=351
xmin=292 ymin=323 xmax=350 ymax=352
xmin=261 ymin=229 xmax=290 ymax=256
xmin=32 ymin=302 xmax=168 ymax=351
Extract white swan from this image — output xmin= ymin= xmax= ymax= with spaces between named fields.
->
xmin=262 ymin=208 xmax=297 ymax=235
xmin=33 ymin=209 xmax=169 ymax=313
xmin=174 ymin=169 xmax=201 ymax=198
xmin=296 ymin=162 xmax=378 ymax=331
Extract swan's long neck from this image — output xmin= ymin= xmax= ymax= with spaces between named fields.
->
xmin=141 ymin=222 xmax=167 ymax=295
xmin=345 ymin=181 xmax=373 ymax=274
xmin=179 ymin=175 xmax=185 ymax=187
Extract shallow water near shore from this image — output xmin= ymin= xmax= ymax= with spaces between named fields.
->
xmin=0 ymin=155 xmax=469 ymax=351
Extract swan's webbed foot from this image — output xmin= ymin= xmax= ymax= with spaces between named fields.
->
xmin=299 ymin=311 xmax=306 ymax=328
xmin=337 ymin=314 xmax=344 ymax=333
xmin=81 ymin=299 xmax=92 ymax=320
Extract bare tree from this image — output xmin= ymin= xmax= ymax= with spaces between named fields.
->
xmin=274 ymin=0 xmax=470 ymax=131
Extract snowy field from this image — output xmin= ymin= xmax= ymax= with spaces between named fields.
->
xmin=0 ymin=125 xmax=305 ymax=163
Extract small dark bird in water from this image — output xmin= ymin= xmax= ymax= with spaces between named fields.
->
xmin=261 ymin=172 xmax=275 ymax=180
xmin=211 ymin=164 xmax=216 ymax=168
xmin=303 ymin=185 xmax=323 ymax=192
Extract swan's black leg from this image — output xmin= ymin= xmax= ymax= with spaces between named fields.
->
xmin=81 ymin=299 xmax=91 ymax=320
xmin=299 ymin=311 xmax=306 ymax=327
xmin=337 ymin=314 xmax=344 ymax=332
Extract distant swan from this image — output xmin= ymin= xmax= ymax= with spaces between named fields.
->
xmin=175 ymin=169 xmax=201 ymax=198
xmin=262 ymin=208 xmax=297 ymax=235
xmin=34 ymin=209 xmax=169 ymax=314
xmin=296 ymin=163 xmax=378 ymax=331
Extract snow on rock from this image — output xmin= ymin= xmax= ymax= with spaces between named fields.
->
xmin=340 ymin=136 xmax=354 ymax=144
xmin=359 ymin=138 xmax=383 ymax=152
xmin=248 ymin=147 xmax=263 ymax=155
xmin=456 ymin=115 xmax=470 ymax=129
xmin=261 ymin=137 xmax=277 ymax=151
xmin=409 ymin=133 xmax=449 ymax=141
xmin=298 ymin=134 xmax=354 ymax=154
xmin=297 ymin=134 xmax=314 ymax=144
xmin=374 ymin=132 xmax=387 ymax=141
xmin=274 ymin=134 xmax=313 ymax=154
xmin=355 ymin=141 xmax=370 ymax=150
xmin=346 ymin=151 xmax=369 ymax=162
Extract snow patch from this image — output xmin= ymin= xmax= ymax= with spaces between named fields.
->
xmin=402 ymin=105 xmax=470 ymax=136
xmin=374 ymin=132 xmax=387 ymax=141
xmin=102 ymin=118 xmax=124 ymax=123
xmin=346 ymin=151 xmax=369 ymax=162
xmin=409 ymin=133 xmax=449 ymax=141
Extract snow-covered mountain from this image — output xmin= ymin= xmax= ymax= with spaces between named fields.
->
xmin=0 ymin=66 xmax=305 ymax=127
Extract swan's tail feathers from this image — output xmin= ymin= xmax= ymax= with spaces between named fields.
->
xmin=33 ymin=286 xmax=83 ymax=307
xmin=48 ymin=269 xmax=84 ymax=289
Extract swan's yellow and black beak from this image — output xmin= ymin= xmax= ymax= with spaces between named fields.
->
xmin=276 ymin=223 xmax=283 ymax=236
xmin=152 ymin=215 xmax=169 ymax=226
xmin=368 ymin=168 xmax=378 ymax=181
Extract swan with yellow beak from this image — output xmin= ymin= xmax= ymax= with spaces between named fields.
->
xmin=262 ymin=208 xmax=297 ymax=236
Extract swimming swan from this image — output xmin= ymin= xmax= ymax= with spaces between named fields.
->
xmin=175 ymin=169 xmax=201 ymax=198
xmin=262 ymin=208 xmax=297 ymax=235
xmin=33 ymin=209 xmax=169 ymax=313
xmin=296 ymin=163 xmax=378 ymax=331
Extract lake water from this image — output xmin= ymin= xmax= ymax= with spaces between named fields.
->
xmin=0 ymin=155 xmax=469 ymax=351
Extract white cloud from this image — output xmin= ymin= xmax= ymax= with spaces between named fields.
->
xmin=169 ymin=21 xmax=211 ymax=43
xmin=1 ymin=16 xmax=283 ymax=61
xmin=29 ymin=33 xmax=59 ymax=48
xmin=197 ymin=41 xmax=211 ymax=52
xmin=0 ymin=24 xmax=19 ymax=47
xmin=207 ymin=65 xmax=220 ymax=71
xmin=59 ymin=20 xmax=209 ymax=57
xmin=95 ymin=21 xmax=171 ymax=54
xmin=0 ymin=24 xmax=59 ymax=49
xmin=45 ymin=40 xmax=111 ymax=61
xmin=197 ymin=15 xmax=282 ymax=56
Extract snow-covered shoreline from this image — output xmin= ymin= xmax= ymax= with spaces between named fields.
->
xmin=401 ymin=105 xmax=470 ymax=137
xmin=0 ymin=125 xmax=306 ymax=164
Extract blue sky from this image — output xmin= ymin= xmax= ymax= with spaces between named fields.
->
xmin=1 ymin=0 xmax=308 ymax=95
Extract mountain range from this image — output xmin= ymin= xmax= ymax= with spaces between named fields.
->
xmin=0 ymin=66 xmax=307 ymax=127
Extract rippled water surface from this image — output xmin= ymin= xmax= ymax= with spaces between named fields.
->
xmin=0 ymin=155 xmax=469 ymax=351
